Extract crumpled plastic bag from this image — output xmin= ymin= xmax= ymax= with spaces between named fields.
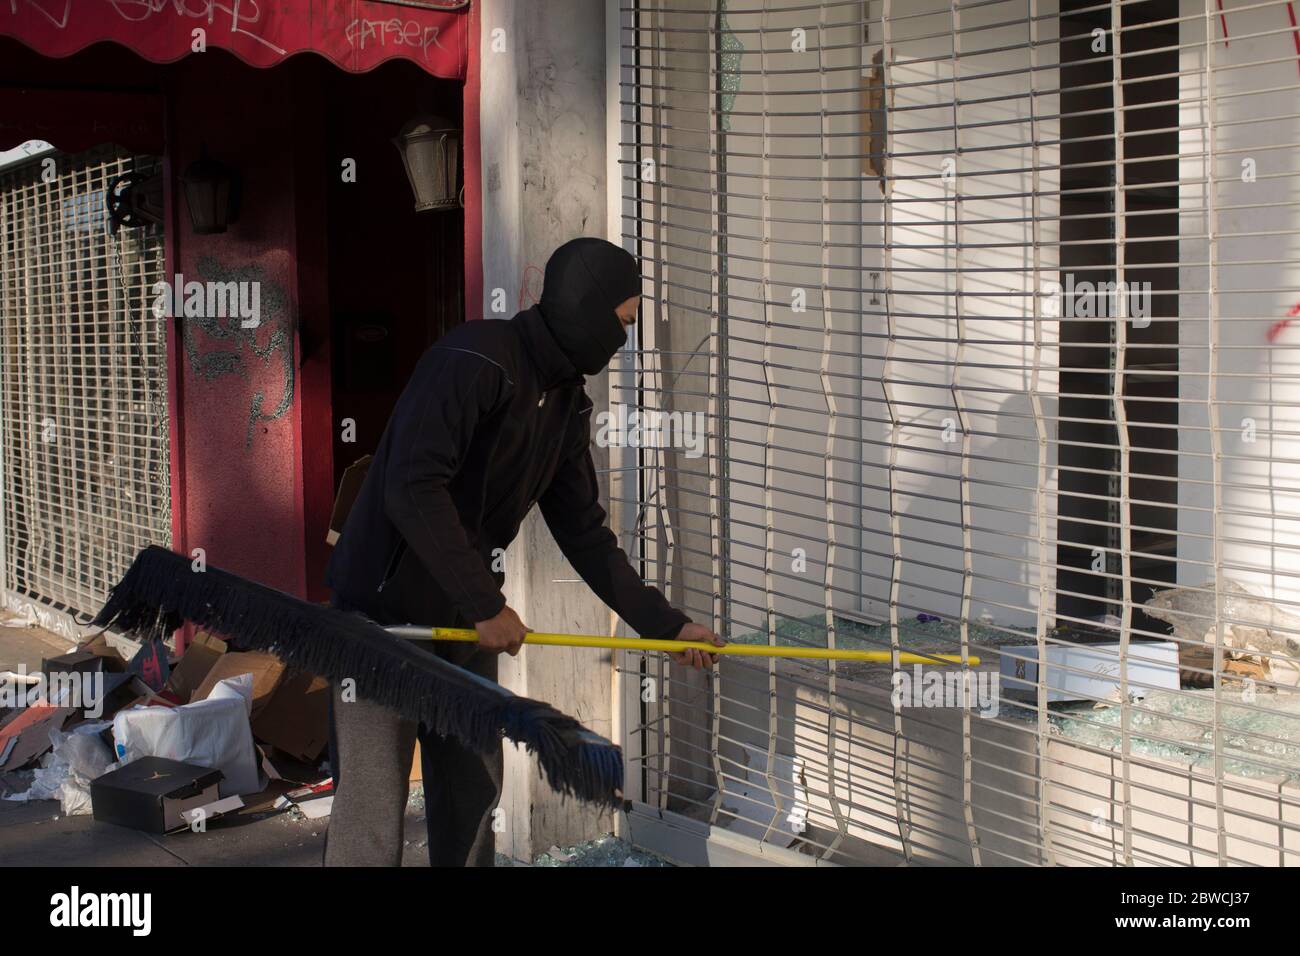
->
xmin=51 ymin=722 xmax=115 ymax=815
xmin=112 ymin=673 xmax=263 ymax=797
xmin=8 ymin=720 xmax=114 ymax=813
xmin=10 ymin=752 xmax=66 ymax=803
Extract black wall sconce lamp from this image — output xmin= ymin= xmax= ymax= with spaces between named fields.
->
xmin=180 ymin=145 xmax=242 ymax=234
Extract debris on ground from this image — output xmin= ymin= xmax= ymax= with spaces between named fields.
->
xmin=112 ymin=673 xmax=262 ymax=797
xmin=0 ymin=704 xmax=75 ymax=773
xmin=0 ymin=627 xmax=333 ymax=837
xmin=275 ymin=778 xmax=335 ymax=820
xmin=1145 ymin=581 xmax=1300 ymax=688
xmin=511 ymin=834 xmax=671 ymax=867
xmin=15 ymin=720 xmax=116 ymax=814
xmin=407 ymin=785 xmax=426 ymax=812
xmin=90 ymin=755 xmax=223 ymax=833
xmin=180 ymin=794 xmax=245 ymax=829
xmin=1053 ymin=686 xmax=1300 ymax=780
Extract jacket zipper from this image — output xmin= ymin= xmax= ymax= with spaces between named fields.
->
xmin=376 ymin=540 xmax=408 ymax=593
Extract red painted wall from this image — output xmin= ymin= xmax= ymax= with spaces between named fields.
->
xmin=162 ymin=53 xmax=326 ymax=599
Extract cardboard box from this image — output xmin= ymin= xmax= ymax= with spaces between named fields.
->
xmin=39 ymin=650 xmax=106 ymax=679
xmin=77 ymin=633 xmax=127 ymax=672
xmin=91 ymin=756 xmax=223 ymax=833
xmin=179 ymin=795 xmax=244 ymax=829
xmin=178 ymin=638 xmax=329 ymax=763
xmin=193 ymin=651 xmax=285 ymax=720
xmin=38 ymin=652 xmax=111 ymax=716
xmin=164 ymin=632 xmax=227 ymax=703
xmin=1000 ymin=640 xmax=1180 ymax=703
xmin=327 ymin=455 xmax=372 ymax=545
xmin=252 ymin=670 xmax=330 ymax=761
xmin=100 ymin=673 xmax=171 ymax=719
xmin=0 ymin=705 xmax=74 ymax=771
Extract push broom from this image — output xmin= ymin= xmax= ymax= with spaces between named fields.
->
xmin=94 ymin=548 xmax=978 ymax=806
xmin=388 ymin=627 xmax=981 ymax=666
xmin=91 ymin=546 xmax=624 ymax=807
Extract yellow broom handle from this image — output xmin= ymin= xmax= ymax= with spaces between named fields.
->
xmin=407 ymin=626 xmax=979 ymax=666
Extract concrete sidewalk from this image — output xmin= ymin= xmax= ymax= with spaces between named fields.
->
xmin=0 ymin=789 xmax=433 ymax=866
xmin=0 ymin=617 xmax=74 ymax=676
xmin=0 ymin=788 xmax=664 ymax=866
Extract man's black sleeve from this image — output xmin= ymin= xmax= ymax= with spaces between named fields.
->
xmin=383 ymin=349 xmax=509 ymax=624
xmin=539 ymin=392 xmax=691 ymax=640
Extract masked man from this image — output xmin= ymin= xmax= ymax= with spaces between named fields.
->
xmin=324 ymin=237 xmax=723 ymax=866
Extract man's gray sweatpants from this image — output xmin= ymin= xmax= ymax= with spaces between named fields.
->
xmin=323 ymin=647 xmax=502 ymax=867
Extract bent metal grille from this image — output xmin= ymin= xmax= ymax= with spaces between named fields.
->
xmin=609 ymin=0 xmax=1300 ymax=865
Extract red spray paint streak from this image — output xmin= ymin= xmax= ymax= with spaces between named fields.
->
xmin=1289 ymin=2 xmax=1300 ymax=78
xmin=1268 ymin=303 xmax=1300 ymax=343
xmin=518 ymin=264 xmax=544 ymax=309
xmin=1218 ymin=3 xmax=1300 ymax=75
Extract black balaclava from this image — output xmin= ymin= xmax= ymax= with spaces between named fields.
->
xmin=538 ymin=237 xmax=640 ymax=376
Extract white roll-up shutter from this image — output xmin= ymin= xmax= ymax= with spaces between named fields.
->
xmin=0 ymin=145 xmax=171 ymax=633
xmin=612 ymin=0 xmax=1300 ymax=866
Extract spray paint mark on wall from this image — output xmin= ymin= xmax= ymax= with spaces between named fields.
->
xmin=1289 ymin=2 xmax=1300 ymax=78
xmin=518 ymin=263 xmax=543 ymax=309
xmin=183 ymin=255 xmax=294 ymax=449
xmin=1268 ymin=303 xmax=1300 ymax=343
xmin=1217 ymin=2 xmax=1300 ymax=76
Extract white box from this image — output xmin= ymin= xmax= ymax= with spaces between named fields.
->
xmin=999 ymin=640 xmax=1180 ymax=703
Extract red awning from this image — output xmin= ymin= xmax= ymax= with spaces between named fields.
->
xmin=0 ymin=0 xmax=469 ymax=80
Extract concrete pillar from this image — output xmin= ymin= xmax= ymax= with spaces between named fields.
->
xmin=478 ymin=0 xmax=619 ymax=861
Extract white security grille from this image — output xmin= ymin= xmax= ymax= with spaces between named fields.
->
xmin=0 ymin=146 xmax=171 ymax=628
xmin=614 ymin=0 xmax=1300 ymax=865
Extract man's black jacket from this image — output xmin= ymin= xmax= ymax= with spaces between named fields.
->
xmin=325 ymin=306 xmax=689 ymax=640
